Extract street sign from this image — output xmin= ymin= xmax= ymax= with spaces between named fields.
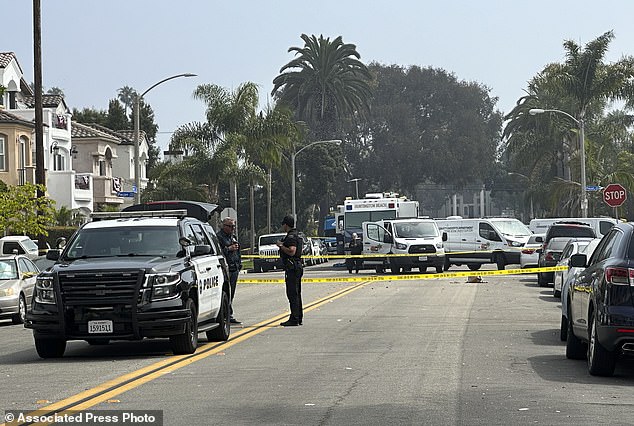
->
xmin=603 ymin=183 xmax=627 ymax=208
xmin=117 ymin=191 xmax=136 ymax=198
xmin=586 ymin=185 xmax=602 ymax=192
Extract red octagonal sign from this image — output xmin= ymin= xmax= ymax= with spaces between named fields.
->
xmin=603 ymin=183 xmax=627 ymax=208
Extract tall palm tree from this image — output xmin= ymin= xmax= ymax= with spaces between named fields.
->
xmin=272 ymin=34 xmax=372 ymax=132
xmin=117 ymin=86 xmax=137 ymax=117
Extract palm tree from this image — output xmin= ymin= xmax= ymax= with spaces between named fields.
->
xmin=272 ymin=34 xmax=372 ymax=133
xmin=117 ymin=86 xmax=137 ymax=117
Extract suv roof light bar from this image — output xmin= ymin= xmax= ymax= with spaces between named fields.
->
xmin=90 ymin=209 xmax=188 ymax=221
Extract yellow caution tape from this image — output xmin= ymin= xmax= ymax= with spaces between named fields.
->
xmin=237 ymin=265 xmax=566 ymax=284
xmin=242 ymin=249 xmax=528 ymax=259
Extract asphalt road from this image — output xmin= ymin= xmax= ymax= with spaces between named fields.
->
xmin=1 ymin=262 xmax=634 ymax=426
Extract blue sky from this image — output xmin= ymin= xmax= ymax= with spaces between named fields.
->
xmin=6 ymin=1 xmax=634 ymax=153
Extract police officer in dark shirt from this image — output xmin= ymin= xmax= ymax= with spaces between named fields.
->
xmin=276 ymin=215 xmax=303 ymax=326
xmin=216 ymin=217 xmax=242 ymax=324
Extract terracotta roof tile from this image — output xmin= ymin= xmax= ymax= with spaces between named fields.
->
xmin=23 ymin=94 xmax=65 ymax=108
xmin=84 ymin=123 xmax=135 ymax=145
xmin=0 ymin=110 xmax=35 ymax=127
xmin=72 ymin=122 xmax=120 ymax=142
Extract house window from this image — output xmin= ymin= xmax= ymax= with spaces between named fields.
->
xmin=99 ymin=160 xmax=106 ymax=176
xmin=0 ymin=135 xmax=5 ymax=171
xmin=53 ymin=153 xmax=65 ymax=171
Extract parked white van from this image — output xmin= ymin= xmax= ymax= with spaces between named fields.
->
xmin=528 ymin=217 xmax=619 ymax=238
xmin=435 ymin=217 xmax=532 ymax=270
xmin=361 ymin=218 xmax=447 ymax=274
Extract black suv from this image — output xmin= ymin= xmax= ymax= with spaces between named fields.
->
xmin=567 ymin=222 xmax=634 ymax=376
xmin=26 ymin=206 xmax=231 ymax=358
xmin=537 ymin=222 xmax=596 ymax=286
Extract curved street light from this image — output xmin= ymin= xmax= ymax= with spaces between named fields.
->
xmin=291 ymin=139 xmax=341 ymax=219
xmin=528 ymin=108 xmax=587 ymax=218
xmin=134 ymin=73 xmax=197 ymax=204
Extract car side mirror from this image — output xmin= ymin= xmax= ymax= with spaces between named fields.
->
xmin=383 ymin=233 xmax=393 ymax=244
xmin=46 ymin=249 xmax=60 ymax=261
xmin=535 ymin=236 xmax=543 ymax=243
xmin=570 ymin=253 xmax=587 ymax=268
xmin=442 ymin=232 xmax=448 ymax=242
xmin=193 ymin=244 xmax=212 ymax=256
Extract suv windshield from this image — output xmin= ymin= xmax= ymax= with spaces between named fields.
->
xmin=394 ymin=222 xmax=438 ymax=238
xmin=64 ymin=226 xmax=181 ymax=259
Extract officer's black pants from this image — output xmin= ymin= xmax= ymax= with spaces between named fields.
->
xmin=285 ymin=267 xmax=303 ymax=323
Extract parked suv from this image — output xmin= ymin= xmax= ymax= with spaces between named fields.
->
xmin=537 ymin=222 xmax=596 ymax=286
xmin=567 ymin=222 xmax=634 ymax=376
xmin=25 ymin=208 xmax=231 ymax=358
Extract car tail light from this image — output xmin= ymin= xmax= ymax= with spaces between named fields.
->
xmin=605 ymin=267 xmax=630 ymax=285
xmin=521 ymin=248 xmax=535 ymax=254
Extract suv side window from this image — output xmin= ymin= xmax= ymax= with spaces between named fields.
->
xmin=599 ymin=221 xmax=615 ymax=236
xmin=592 ymin=230 xmax=621 ymax=264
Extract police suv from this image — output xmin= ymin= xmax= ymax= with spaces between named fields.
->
xmin=25 ymin=209 xmax=231 ymax=358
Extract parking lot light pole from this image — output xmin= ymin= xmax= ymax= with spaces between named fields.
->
xmin=529 ymin=108 xmax=587 ymax=218
xmin=291 ymin=139 xmax=341 ymax=220
xmin=134 ymin=73 xmax=197 ymax=204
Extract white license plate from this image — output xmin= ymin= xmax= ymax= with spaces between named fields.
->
xmin=418 ymin=256 xmax=427 ymax=261
xmin=88 ymin=320 xmax=113 ymax=334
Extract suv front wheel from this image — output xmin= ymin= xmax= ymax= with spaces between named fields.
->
xmin=171 ymin=299 xmax=198 ymax=355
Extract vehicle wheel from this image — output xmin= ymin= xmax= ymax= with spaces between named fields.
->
xmin=435 ymin=265 xmax=443 ymax=274
xmin=537 ymin=273 xmax=548 ymax=287
xmin=375 ymin=266 xmax=385 ymax=274
xmin=419 ymin=266 xmax=427 ymax=273
xmin=467 ymin=264 xmax=481 ymax=271
xmin=565 ymin=307 xmax=586 ymax=360
xmin=34 ymin=336 xmax=66 ymax=358
xmin=206 ymin=290 xmax=230 ymax=342
xmin=170 ymin=299 xmax=198 ymax=355
xmin=390 ymin=265 xmax=401 ymax=274
xmin=12 ymin=294 xmax=27 ymax=325
xmin=560 ymin=315 xmax=568 ymax=342
xmin=443 ymin=257 xmax=451 ymax=271
xmin=494 ymin=253 xmax=505 ymax=270
xmin=86 ymin=339 xmax=110 ymax=345
xmin=588 ymin=312 xmax=616 ymax=376
xmin=403 ymin=267 xmax=411 ymax=272
xmin=553 ymin=288 xmax=561 ymax=298
xmin=262 ymin=266 xmax=270 ymax=273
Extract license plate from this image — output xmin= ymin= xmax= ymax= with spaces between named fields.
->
xmin=88 ymin=320 xmax=113 ymax=334
xmin=418 ymin=256 xmax=427 ymax=261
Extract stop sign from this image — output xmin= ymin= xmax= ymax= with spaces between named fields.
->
xmin=603 ymin=183 xmax=627 ymax=207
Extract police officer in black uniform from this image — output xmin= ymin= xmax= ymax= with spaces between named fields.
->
xmin=216 ymin=217 xmax=242 ymax=324
xmin=276 ymin=215 xmax=303 ymax=326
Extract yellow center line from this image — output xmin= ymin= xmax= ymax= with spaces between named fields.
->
xmin=10 ymin=280 xmax=372 ymax=426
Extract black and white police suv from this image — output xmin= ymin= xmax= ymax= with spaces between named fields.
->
xmin=25 ymin=209 xmax=231 ymax=358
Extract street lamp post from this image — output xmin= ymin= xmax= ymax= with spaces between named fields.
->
xmin=348 ymin=178 xmax=361 ymax=199
xmin=529 ymin=108 xmax=587 ymax=218
xmin=134 ymin=73 xmax=196 ymax=204
xmin=291 ymin=139 xmax=341 ymax=220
